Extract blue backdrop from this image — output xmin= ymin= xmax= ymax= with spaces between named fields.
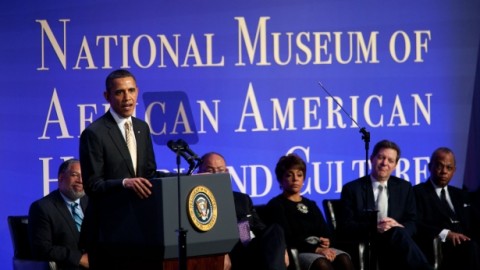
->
xmin=1 ymin=0 xmax=480 ymax=268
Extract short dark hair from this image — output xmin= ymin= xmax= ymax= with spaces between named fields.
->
xmin=105 ymin=69 xmax=136 ymax=92
xmin=274 ymin=153 xmax=306 ymax=183
xmin=429 ymin=147 xmax=456 ymax=166
xmin=370 ymin=139 xmax=401 ymax=163
xmin=57 ymin=158 xmax=79 ymax=177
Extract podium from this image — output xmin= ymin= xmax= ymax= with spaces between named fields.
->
xmin=88 ymin=173 xmax=239 ymax=270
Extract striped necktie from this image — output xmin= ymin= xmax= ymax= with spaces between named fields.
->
xmin=71 ymin=202 xmax=83 ymax=232
xmin=124 ymin=121 xmax=137 ymax=174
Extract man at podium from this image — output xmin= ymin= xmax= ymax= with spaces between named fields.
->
xmin=79 ymin=69 xmax=160 ymax=269
xmin=198 ymin=152 xmax=289 ymax=270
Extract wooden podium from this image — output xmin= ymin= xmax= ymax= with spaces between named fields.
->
xmin=163 ymin=254 xmax=225 ymax=270
xmin=88 ymin=173 xmax=239 ymax=270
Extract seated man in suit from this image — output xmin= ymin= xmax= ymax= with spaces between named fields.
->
xmin=28 ymin=158 xmax=89 ymax=270
xmin=339 ymin=139 xmax=432 ymax=270
xmin=414 ymin=147 xmax=480 ymax=269
xmin=198 ymin=152 xmax=289 ymax=270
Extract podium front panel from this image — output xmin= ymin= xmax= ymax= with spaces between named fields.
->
xmin=156 ymin=173 xmax=239 ymax=259
xmin=94 ymin=173 xmax=239 ymax=261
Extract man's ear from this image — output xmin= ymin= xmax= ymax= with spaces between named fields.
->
xmin=57 ymin=173 xmax=64 ymax=185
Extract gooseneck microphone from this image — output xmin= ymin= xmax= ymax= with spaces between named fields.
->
xmin=166 ymin=139 xmax=201 ymax=175
xmin=167 ymin=140 xmax=196 ymax=167
xmin=176 ymin=139 xmax=201 ymax=161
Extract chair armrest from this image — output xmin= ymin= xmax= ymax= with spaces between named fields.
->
xmin=432 ymin=238 xmax=442 ymax=270
xmin=287 ymin=248 xmax=301 ymax=270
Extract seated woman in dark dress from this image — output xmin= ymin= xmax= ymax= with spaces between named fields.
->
xmin=265 ymin=153 xmax=354 ymax=270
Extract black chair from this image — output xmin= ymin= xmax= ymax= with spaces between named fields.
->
xmin=322 ymin=199 xmax=367 ymax=270
xmin=7 ymin=216 xmax=56 ymax=270
xmin=254 ymin=204 xmax=301 ymax=270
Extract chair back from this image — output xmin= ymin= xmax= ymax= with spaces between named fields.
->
xmin=322 ymin=199 xmax=343 ymax=233
xmin=322 ymin=199 xmax=368 ymax=270
xmin=8 ymin=216 xmax=33 ymax=259
xmin=7 ymin=215 xmax=54 ymax=270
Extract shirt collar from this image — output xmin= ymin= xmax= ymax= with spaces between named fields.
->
xmin=429 ymin=178 xmax=448 ymax=194
xmin=59 ymin=191 xmax=80 ymax=206
xmin=110 ymin=108 xmax=131 ymax=125
xmin=370 ymin=175 xmax=387 ymax=189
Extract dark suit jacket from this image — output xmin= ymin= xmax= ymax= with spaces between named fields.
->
xmin=231 ymin=192 xmax=287 ymax=270
xmin=414 ymin=179 xmax=479 ymax=262
xmin=233 ymin=191 xmax=266 ymax=236
xmin=340 ymin=175 xmax=417 ymax=240
xmin=414 ymin=179 xmax=474 ymax=239
xmin=28 ymin=189 xmax=88 ymax=270
xmin=79 ymin=111 xmax=157 ymax=197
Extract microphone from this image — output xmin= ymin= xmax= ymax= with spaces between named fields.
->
xmin=176 ymin=139 xmax=201 ymax=161
xmin=318 ymin=81 xmax=370 ymax=156
xmin=318 ymin=82 xmax=362 ymax=129
xmin=167 ymin=140 xmax=196 ymax=166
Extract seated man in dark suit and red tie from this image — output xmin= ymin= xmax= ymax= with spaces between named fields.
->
xmin=414 ymin=147 xmax=480 ymax=270
xmin=28 ymin=158 xmax=89 ymax=270
xmin=197 ymin=152 xmax=289 ymax=270
xmin=339 ymin=139 xmax=432 ymax=270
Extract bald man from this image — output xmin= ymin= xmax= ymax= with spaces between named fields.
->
xmin=198 ymin=152 xmax=289 ymax=270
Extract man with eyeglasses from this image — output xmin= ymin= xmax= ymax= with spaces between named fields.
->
xmin=198 ymin=152 xmax=289 ymax=270
xmin=414 ymin=147 xmax=480 ymax=269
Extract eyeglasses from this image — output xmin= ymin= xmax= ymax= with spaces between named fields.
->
xmin=204 ymin=167 xmax=227 ymax=174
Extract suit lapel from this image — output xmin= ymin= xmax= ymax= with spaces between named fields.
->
xmin=80 ymin=195 xmax=89 ymax=212
xmin=448 ymin=187 xmax=466 ymax=223
xmin=132 ymin=117 xmax=144 ymax=174
xmin=361 ymin=176 xmax=376 ymax=210
xmin=105 ymin=112 xmax=136 ymax=176
xmin=386 ymin=178 xmax=396 ymax=216
xmin=52 ymin=190 xmax=79 ymax=236
xmin=425 ymin=180 xmax=453 ymax=220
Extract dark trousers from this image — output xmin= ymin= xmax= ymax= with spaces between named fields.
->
xmin=376 ymin=227 xmax=432 ymax=270
xmin=440 ymin=239 xmax=480 ymax=270
xmin=230 ymin=223 xmax=287 ymax=270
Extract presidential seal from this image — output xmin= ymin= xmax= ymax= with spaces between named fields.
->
xmin=187 ymin=185 xmax=217 ymax=232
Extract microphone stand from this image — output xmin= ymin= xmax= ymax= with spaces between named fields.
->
xmin=174 ymin=148 xmax=188 ymax=270
xmin=186 ymin=159 xmax=201 ymax=176
xmin=318 ymin=82 xmax=376 ymax=270
xmin=359 ymin=127 xmax=377 ymax=270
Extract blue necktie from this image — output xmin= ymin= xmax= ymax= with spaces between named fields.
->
xmin=71 ymin=202 xmax=83 ymax=232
